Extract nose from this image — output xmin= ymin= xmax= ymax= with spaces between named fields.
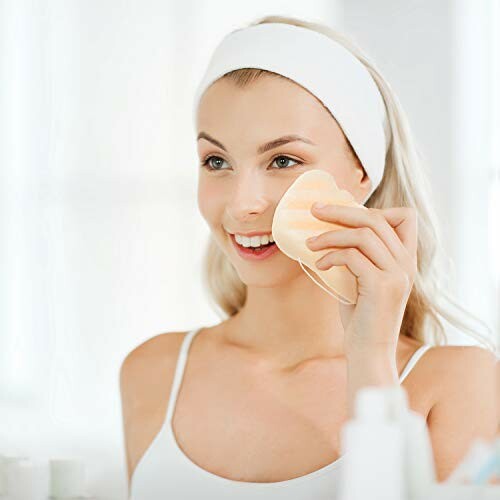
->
xmin=226 ymin=170 xmax=274 ymax=221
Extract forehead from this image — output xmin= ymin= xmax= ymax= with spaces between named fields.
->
xmin=196 ymin=75 xmax=342 ymax=142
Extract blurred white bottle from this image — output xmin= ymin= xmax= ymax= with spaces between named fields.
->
xmin=4 ymin=458 xmax=49 ymax=500
xmin=49 ymin=458 xmax=86 ymax=498
xmin=0 ymin=455 xmax=30 ymax=498
xmin=445 ymin=438 xmax=497 ymax=484
xmin=386 ymin=385 xmax=437 ymax=500
xmin=338 ymin=386 xmax=405 ymax=500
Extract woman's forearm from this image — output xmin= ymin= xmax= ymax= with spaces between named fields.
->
xmin=345 ymin=346 xmax=399 ymax=419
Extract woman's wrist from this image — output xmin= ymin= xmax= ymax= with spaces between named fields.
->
xmin=345 ymin=345 xmax=399 ymax=418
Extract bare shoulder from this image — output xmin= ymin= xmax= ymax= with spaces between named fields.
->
xmin=120 ymin=330 xmax=188 ymax=376
xmin=119 ymin=330 xmax=189 ymax=405
xmin=119 ymin=330 xmax=190 ymax=490
xmin=421 ymin=344 xmax=497 ymax=403
xmin=423 ymin=344 xmax=498 ymax=481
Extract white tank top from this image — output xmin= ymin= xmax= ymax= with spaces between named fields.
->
xmin=129 ymin=326 xmax=432 ymax=500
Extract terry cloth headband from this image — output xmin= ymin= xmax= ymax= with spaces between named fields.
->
xmin=192 ymin=22 xmax=391 ymax=205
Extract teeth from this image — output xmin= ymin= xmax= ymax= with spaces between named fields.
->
xmin=235 ymin=233 xmax=274 ymax=247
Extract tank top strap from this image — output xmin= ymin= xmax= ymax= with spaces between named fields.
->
xmin=165 ymin=327 xmax=203 ymax=424
xmin=399 ymin=344 xmax=433 ymax=383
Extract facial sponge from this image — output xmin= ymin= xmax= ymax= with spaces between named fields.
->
xmin=271 ymin=169 xmax=369 ymax=304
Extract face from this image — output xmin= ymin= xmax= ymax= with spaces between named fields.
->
xmin=196 ymin=75 xmax=371 ymax=287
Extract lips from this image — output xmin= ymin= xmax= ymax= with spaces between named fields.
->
xmin=227 ymin=230 xmax=273 ymax=238
xmin=229 ymin=233 xmax=279 ymax=261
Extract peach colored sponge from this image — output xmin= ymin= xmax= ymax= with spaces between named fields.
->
xmin=271 ymin=169 xmax=368 ymax=304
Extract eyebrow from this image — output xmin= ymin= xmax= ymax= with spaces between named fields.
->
xmin=197 ymin=132 xmax=316 ymax=154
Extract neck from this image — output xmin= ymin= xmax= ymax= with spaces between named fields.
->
xmin=220 ymin=274 xmax=346 ymax=372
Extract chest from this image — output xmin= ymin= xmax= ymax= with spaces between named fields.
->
xmin=170 ymin=355 xmax=430 ymax=483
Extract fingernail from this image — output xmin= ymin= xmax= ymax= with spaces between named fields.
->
xmin=306 ymin=236 xmax=317 ymax=243
xmin=314 ymin=202 xmax=326 ymax=210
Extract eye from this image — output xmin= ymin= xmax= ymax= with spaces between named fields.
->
xmin=201 ymin=155 xmax=228 ymax=171
xmin=200 ymin=155 xmax=303 ymax=171
xmin=272 ymin=156 xmax=301 ymax=169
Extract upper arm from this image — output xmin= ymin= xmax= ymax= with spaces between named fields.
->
xmin=426 ymin=345 xmax=498 ymax=482
xmin=119 ymin=331 xmax=187 ymax=492
xmin=119 ymin=344 xmax=146 ymax=488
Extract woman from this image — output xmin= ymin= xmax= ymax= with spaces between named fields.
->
xmin=120 ymin=15 xmax=498 ymax=499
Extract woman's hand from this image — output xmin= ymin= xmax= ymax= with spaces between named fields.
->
xmin=306 ymin=203 xmax=418 ymax=356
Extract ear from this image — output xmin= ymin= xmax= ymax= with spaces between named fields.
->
xmin=361 ymin=170 xmax=371 ymax=188
xmin=355 ymin=167 xmax=372 ymax=204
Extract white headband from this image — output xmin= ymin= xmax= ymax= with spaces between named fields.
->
xmin=192 ymin=22 xmax=391 ymax=205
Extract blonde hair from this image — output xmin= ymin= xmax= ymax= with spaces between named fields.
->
xmin=199 ymin=15 xmax=497 ymax=354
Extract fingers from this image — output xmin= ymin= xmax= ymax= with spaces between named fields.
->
xmin=374 ymin=207 xmax=418 ymax=259
xmin=310 ymin=204 xmax=417 ymax=276
xmin=307 ymin=227 xmax=396 ymax=271
xmin=314 ymin=246 xmax=377 ymax=280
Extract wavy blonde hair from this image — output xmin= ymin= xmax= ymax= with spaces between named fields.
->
xmin=200 ymin=14 xmax=497 ymax=354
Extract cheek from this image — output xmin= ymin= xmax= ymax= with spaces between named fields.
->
xmin=197 ymin=179 xmax=224 ymax=225
xmin=322 ymin=164 xmax=354 ymax=191
xmin=322 ymin=149 xmax=361 ymax=184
